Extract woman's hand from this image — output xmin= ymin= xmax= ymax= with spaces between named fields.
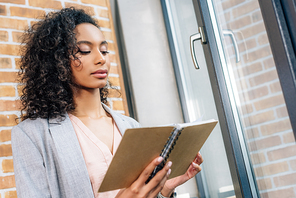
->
xmin=116 ymin=156 xmax=172 ymax=198
xmin=160 ymin=152 xmax=204 ymax=197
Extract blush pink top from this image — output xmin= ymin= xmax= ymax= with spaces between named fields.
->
xmin=69 ymin=114 xmax=122 ymax=198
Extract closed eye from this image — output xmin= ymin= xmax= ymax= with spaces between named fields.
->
xmin=78 ymin=50 xmax=91 ymax=55
xmin=101 ymin=51 xmax=110 ymax=55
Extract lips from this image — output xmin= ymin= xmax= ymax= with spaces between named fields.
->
xmin=91 ymin=69 xmax=108 ymax=78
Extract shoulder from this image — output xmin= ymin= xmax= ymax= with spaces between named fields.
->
xmin=115 ymin=112 xmax=141 ymax=128
xmin=102 ymin=103 xmax=141 ymax=128
xmin=11 ymin=118 xmax=50 ymax=150
xmin=12 ymin=118 xmax=49 ymax=135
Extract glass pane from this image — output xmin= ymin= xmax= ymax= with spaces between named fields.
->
xmin=165 ymin=0 xmax=235 ymax=197
xmin=209 ymin=0 xmax=296 ymax=197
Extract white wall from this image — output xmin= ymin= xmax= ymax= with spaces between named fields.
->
xmin=116 ymin=0 xmax=183 ymax=127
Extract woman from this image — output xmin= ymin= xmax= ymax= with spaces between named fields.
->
xmin=12 ymin=7 xmax=203 ymax=198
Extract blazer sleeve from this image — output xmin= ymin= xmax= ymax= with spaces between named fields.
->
xmin=11 ymin=125 xmax=51 ymax=198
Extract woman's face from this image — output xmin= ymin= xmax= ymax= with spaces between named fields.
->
xmin=71 ymin=23 xmax=110 ymax=89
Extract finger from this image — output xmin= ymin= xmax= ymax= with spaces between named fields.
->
xmin=137 ymin=156 xmax=164 ymax=184
xmin=194 ymin=152 xmax=203 ymax=165
xmin=192 ymin=162 xmax=202 ymax=172
xmin=146 ymin=162 xmax=172 ymax=197
xmin=148 ymin=169 xmax=171 ymax=198
xmin=146 ymin=161 xmax=171 ymax=188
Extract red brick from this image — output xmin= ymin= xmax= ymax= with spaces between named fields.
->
xmin=256 ymin=178 xmax=272 ymax=191
xmin=29 ymin=0 xmax=62 ymax=9
xmin=283 ymin=131 xmax=295 ymax=143
xmin=249 ymin=69 xmax=279 ymax=87
xmin=0 ymin=58 xmax=11 ymax=69
xmin=239 ymin=103 xmax=254 ymax=115
xmin=17 ymin=84 xmax=24 ymax=96
xmin=238 ymin=38 xmax=257 ymax=54
xmin=244 ymin=110 xmax=275 ymax=127
xmin=2 ymin=159 xmax=14 ymax=173
xmin=254 ymin=161 xmax=289 ymax=177
xmin=236 ymin=79 xmax=248 ymax=93
xmin=252 ymin=10 xmax=263 ymax=23
xmin=0 ymin=72 xmax=18 ymax=83
xmin=261 ymin=187 xmax=295 ymax=198
xmin=0 ymin=86 xmax=16 ymax=97
xmin=109 ymin=77 xmax=120 ymax=87
xmin=290 ymin=159 xmax=296 ymax=171
xmin=11 ymin=31 xmax=23 ymax=43
xmin=244 ymin=86 xmax=269 ymax=101
xmin=258 ymin=34 xmax=269 ymax=46
xmin=108 ymin=54 xmax=116 ymax=63
xmin=0 ymin=144 xmax=12 ymax=157
xmin=14 ymin=58 xmax=21 ymax=69
xmin=107 ymin=42 xmax=115 ymax=52
xmin=0 ymin=30 xmax=8 ymax=42
xmin=0 ymin=114 xmax=18 ymax=127
xmin=108 ymin=89 xmax=121 ymax=98
xmin=0 ymin=175 xmax=15 ymax=189
xmin=0 ymin=17 xmax=28 ymax=30
xmin=221 ymin=0 xmax=245 ymax=10
xmin=0 ymin=0 xmax=25 ymax=4
xmin=0 ymin=100 xmax=21 ymax=111
xmin=276 ymin=106 xmax=289 ymax=118
xmin=10 ymin=7 xmax=45 ymax=19
xmin=102 ymin=31 xmax=112 ymax=41
xmin=248 ymin=135 xmax=281 ymax=152
xmin=228 ymin=15 xmax=252 ymax=29
xmin=232 ymin=1 xmax=259 ymax=19
xmin=110 ymin=65 xmax=118 ymax=75
xmin=267 ymin=145 xmax=296 ymax=161
xmin=269 ymin=81 xmax=282 ymax=93
xmin=64 ymin=3 xmax=95 ymax=15
xmin=81 ymin=0 xmax=107 ymax=7
xmin=243 ymin=46 xmax=272 ymax=62
xmin=260 ymin=119 xmax=291 ymax=136
xmin=263 ymin=57 xmax=276 ymax=69
xmin=250 ymin=152 xmax=266 ymax=165
xmin=241 ymin=23 xmax=266 ymax=39
xmin=97 ymin=8 xmax=109 ymax=18
xmin=244 ymin=127 xmax=259 ymax=139
xmin=0 ymin=5 xmax=6 ymax=16
xmin=112 ymin=100 xmax=124 ymax=111
xmin=95 ymin=19 xmax=111 ymax=29
xmin=0 ymin=129 xmax=11 ymax=142
xmin=274 ymin=173 xmax=296 ymax=187
xmin=4 ymin=191 xmax=17 ymax=198
xmin=254 ymin=94 xmax=285 ymax=111
xmin=0 ymin=44 xmax=21 ymax=56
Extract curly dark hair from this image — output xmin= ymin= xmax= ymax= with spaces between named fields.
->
xmin=19 ymin=7 xmax=109 ymax=121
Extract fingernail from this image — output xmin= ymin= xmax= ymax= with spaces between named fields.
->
xmin=167 ymin=161 xmax=172 ymax=168
xmin=157 ymin=157 xmax=163 ymax=162
xmin=167 ymin=169 xmax=171 ymax=176
xmin=192 ymin=162 xmax=198 ymax=167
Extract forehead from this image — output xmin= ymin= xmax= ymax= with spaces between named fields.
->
xmin=74 ymin=23 xmax=105 ymax=41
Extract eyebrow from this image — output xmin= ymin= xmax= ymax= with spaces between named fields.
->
xmin=77 ymin=40 xmax=108 ymax=45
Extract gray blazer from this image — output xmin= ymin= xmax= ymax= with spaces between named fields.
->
xmin=11 ymin=104 xmax=141 ymax=198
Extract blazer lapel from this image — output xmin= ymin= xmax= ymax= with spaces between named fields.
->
xmin=48 ymin=115 xmax=94 ymax=197
xmin=102 ymin=103 xmax=129 ymax=135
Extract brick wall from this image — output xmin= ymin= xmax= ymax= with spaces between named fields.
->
xmin=216 ymin=0 xmax=296 ymax=197
xmin=0 ymin=0 xmax=127 ymax=197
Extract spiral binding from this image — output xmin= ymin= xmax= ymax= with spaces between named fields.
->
xmin=145 ymin=127 xmax=184 ymax=183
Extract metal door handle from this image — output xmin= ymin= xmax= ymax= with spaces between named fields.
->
xmin=190 ymin=27 xmax=207 ymax=69
xmin=223 ymin=30 xmax=240 ymax=62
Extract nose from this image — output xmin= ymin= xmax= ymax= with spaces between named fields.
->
xmin=95 ymin=49 xmax=106 ymax=65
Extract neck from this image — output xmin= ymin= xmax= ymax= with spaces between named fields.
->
xmin=72 ymin=88 xmax=107 ymax=118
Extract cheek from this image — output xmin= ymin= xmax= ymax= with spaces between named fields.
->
xmin=71 ymin=58 xmax=82 ymax=68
